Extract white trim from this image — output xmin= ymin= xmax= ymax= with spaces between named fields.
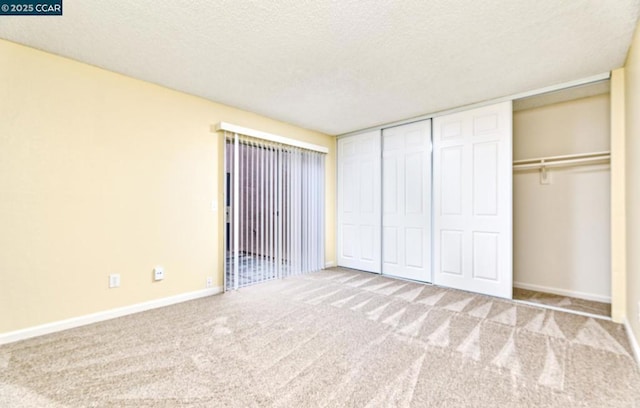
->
xmin=624 ymin=318 xmax=640 ymax=366
xmin=513 ymin=299 xmax=612 ymax=321
xmin=513 ymin=281 xmax=611 ymax=303
xmin=338 ymin=72 xmax=611 ymax=139
xmin=507 ymin=73 xmax=610 ymax=101
xmin=324 ymin=261 xmax=335 ymax=268
xmin=214 ymin=122 xmax=329 ymax=154
xmin=0 ymin=287 xmax=222 ymax=345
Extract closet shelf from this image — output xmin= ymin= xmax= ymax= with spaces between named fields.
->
xmin=512 ymin=151 xmax=610 ymax=171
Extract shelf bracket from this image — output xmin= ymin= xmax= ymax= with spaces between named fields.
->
xmin=540 ymin=160 xmax=550 ymax=185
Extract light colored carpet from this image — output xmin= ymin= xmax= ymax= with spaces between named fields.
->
xmin=1 ymin=267 xmax=639 ymax=407
xmin=514 ymin=287 xmax=612 ymax=317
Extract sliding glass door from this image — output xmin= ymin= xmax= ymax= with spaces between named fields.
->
xmin=224 ymin=134 xmax=325 ymax=290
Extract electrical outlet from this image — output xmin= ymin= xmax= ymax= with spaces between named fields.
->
xmin=206 ymin=277 xmax=213 ymax=288
xmin=109 ymin=274 xmax=120 ymax=288
xmin=154 ymin=266 xmax=165 ymax=281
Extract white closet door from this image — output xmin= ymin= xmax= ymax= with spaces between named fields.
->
xmin=382 ymin=120 xmax=432 ymax=282
xmin=433 ymin=101 xmax=513 ymax=299
xmin=337 ymin=131 xmax=381 ymax=273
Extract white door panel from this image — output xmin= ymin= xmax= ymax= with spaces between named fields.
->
xmin=433 ymin=101 xmax=513 ymax=299
xmin=382 ymin=120 xmax=431 ymax=282
xmin=338 ymin=131 xmax=381 ymax=272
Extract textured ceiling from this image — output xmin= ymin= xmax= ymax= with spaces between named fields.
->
xmin=1 ymin=1 xmax=639 ymax=135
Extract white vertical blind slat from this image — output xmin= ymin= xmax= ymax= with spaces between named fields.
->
xmin=260 ymin=143 xmax=265 ymax=283
xmin=248 ymin=141 xmax=253 ymax=284
xmin=320 ymin=154 xmax=326 ymax=270
xmin=308 ymin=152 xmax=312 ymax=272
xmin=310 ymin=153 xmax=315 ymax=271
xmin=241 ymin=142 xmax=246 ymax=288
xmin=313 ymin=153 xmax=318 ymax=270
xmin=267 ymin=143 xmax=271 ymax=283
xmin=252 ymin=141 xmax=257 ymax=284
xmin=288 ymin=150 xmax=293 ymax=277
xmin=296 ymin=152 xmax=300 ymax=272
xmin=277 ymin=148 xmax=282 ymax=279
xmin=233 ymin=133 xmax=240 ymax=290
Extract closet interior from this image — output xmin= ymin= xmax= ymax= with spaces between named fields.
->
xmin=512 ymin=81 xmax=612 ymax=317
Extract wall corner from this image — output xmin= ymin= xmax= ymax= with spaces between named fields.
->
xmin=611 ymin=68 xmax=626 ymax=323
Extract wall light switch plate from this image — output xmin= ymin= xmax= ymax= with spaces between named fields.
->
xmin=154 ymin=266 xmax=164 ymax=281
xmin=109 ymin=274 xmax=120 ymax=288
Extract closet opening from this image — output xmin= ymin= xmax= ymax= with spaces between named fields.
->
xmin=512 ymin=80 xmax=612 ymax=318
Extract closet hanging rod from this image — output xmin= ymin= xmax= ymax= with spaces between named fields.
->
xmin=513 ymin=150 xmax=610 ymax=164
xmin=513 ymin=151 xmax=610 ymax=170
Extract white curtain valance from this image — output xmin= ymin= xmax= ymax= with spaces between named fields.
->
xmin=215 ymin=122 xmax=329 ymax=154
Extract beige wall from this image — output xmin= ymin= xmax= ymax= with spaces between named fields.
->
xmin=513 ymin=95 xmax=611 ymax=301
xmin=625 ymin=23 xmax=640 ymax=342
xmin=0 ymin=39 xmax=336 ymax=334
xmin=514 ymin=95 xmax=611 ymax=159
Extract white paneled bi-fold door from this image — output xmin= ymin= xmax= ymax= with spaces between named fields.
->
xmin=382 ymin=121 xmax=432 ymax=282
xmin=433 ymin=101 xmax=513 ymax=299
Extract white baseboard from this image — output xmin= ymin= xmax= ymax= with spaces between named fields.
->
xmin=624 ymin=318 xmax=640 ymax=366
xmin=0 ymin=286 xmax=222 ymax=345
xmin=324 ymin=261 xmax=336 ymax=268
xmin=513 ymin=281 xmax=611 ymax=303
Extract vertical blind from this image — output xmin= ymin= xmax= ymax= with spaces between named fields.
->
xmin=224 ymin=132 xmax=325 ymax=290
